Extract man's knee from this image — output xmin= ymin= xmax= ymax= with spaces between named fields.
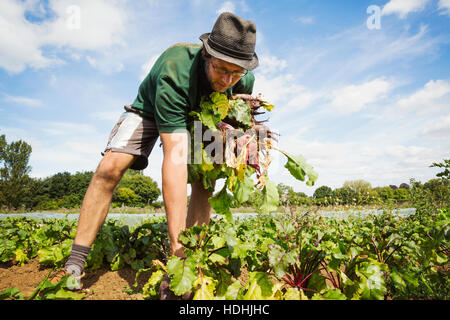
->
xmin=94 ymin=151 xmax=136 ymax=185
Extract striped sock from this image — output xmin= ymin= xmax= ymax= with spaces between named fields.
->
xmin=65 ymin=243 xmax=91 ymax=276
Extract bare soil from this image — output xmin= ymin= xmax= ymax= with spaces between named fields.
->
xmin=0 ymin=258 xmax=153 ymax=300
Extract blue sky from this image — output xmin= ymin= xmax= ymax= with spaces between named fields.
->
xmin=0 ymin=0 xmax=449 ymax=196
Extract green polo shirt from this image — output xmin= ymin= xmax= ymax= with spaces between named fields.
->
xmin=130 ymin=43 xmax=255 ymax=133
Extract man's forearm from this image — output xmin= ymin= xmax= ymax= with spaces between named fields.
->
xmin=160 ymin=132 xmax=189 ymax=257
xmin=162 ymin=159 xmax=187 ymax=257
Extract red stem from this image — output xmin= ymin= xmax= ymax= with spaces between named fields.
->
xmin=320 ymin=262 xmax=338 ymax=289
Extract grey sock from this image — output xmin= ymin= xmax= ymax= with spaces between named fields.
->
xmin=65 ymin=243 xmax=91 ymax=275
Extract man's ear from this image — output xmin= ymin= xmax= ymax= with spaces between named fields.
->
xmin=202 ymin=47 xmax=211 ymax=59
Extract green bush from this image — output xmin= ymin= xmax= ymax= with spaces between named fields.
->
xmin=313 ymin=185 xmax=333 ymax=199
xmin=393 ymin=188 xmax=409 ymax=203
xmin=113 ymin=187 xmax=140 ymax=207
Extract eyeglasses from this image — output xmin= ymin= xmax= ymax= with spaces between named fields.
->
xmin=211 ymin=62 xmax=248 ymax=78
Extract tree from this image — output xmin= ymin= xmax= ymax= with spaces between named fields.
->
xmin=289 ymin=191 xmax=309 ymax=206
xmin=374 ymin=186 xmax=394 ymax=203
xmin=393 ymin=188 xmax=409 ymax=203
xmin=0 ymin=134 xmax=33 ymax=209
xmin=43 ymin=172 xmax=72 ymax=199
xmin=342 ymin=180 xmax=377 ymax=205
xmin=243 ymin=190 xmax=263 ymax=209
xmin=313 ymin=185 xmax=333 ymax=199
xmin=113 ymin=187 xmax=140 ymax=207
xmin=332 ymin=186 xmax=357 ymax=205
xmin=277 ymin=183 xmax=294 ymax=205
xmin=68 ymin=171 xmax=93 ymax=206
xmin=115 ymin=170 xmax=161 ymax=206
xmin=430 ymin=159 xmax=450 ymax=179
xmin=423 ymin=178 xmax=450 ymax=207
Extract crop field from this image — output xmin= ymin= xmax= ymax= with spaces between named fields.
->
xmin=1 ymin=206 xmax=448 ymax=300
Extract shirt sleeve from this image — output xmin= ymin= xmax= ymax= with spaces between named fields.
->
xmin=153 ymin=75 xmax=189 ymax=133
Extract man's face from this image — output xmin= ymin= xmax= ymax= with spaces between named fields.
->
xmin=205 ymin=57 xmax=247 ymax=93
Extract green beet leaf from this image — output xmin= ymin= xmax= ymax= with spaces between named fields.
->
xmin=228 ymin=99 xmax=253 ymax=128
xmin=193 ymin=275 xmax=216 ymax=300
xmin=208 ymin=185 xmax=233 ymax=222
xmin=0 ymin=287 xmax=24 ymax=300
xmin=224 ymin=280 xmax=242 ymax=300
xmin=268 ymin=244 xmax=297 ymax=278
xmin=243 ymin=272 xmax=274 ymax=300
xmin=312 ymin=288 xmax=347 ymax=300
xmin=142 ymin=269 xmax=165 ymax=299
xmin=233 ymin=170 xmax=254 ymax=204
xmin=167 ymin=255 xmax=198 ymax=296
xmin=210 ymin=92 xmax=230 ymax=120
xmin=356 ymin=260 xmax=387 ymax=300
xmin=280 ymin=151 xmax=318 ymax=186
xmin=259 ymin=178 xmax=279 ymax=214
xmin=45 ymin=288 xmax=85 ymax=300
xmin=283 ymin=287 xmax=308 ymax=300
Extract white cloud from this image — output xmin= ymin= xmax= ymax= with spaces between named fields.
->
xmin=90 ymin=111 xmax=123 ymax=122
xmin=140 ymin=54 xmax=160 ymax=81
xmin=330 ymin=78 xmax=392 ymax=114
xmin=3 ymin=94 xmax=44 ymax=108
xmin=41 ymin=121 xmax=97 ymax=137
xmin=284 ymin=22 xmax=440 ymax=91
xmin=253 ymin=73 xmax=304 ymax=105
xmin=395 ymin=79 xmax=450 ymax=115
xmin=258 ymin=55 xmax=287 ymax=75
xmin=0 ymin=123 xmax=104 ymax=178
xmin=41 ymin=0 xmax=127 ymax=50
xmin=86 ymin=55 xmax=124 ymax=75
xmin=420 ymin=115 xmax=450 ymax=140
xmin=0 ymin=0 xmax=128 ymax=74
xmin=29 ymin=140 xmax=104 ymax=178
xmin=273 ymin=133 xmax=446 ymax=195
xmin=217 ymin=1 xmax=236 ymax=14
xmin=0 ymin=0 xmax=61 ymax=73
xmin=286 ymin=91 xmax=316 ymax=110
xmin=438 ymin=0 xmax=450 ymax=15
xmin=64 ymin=141 xmax=101 ymax=156
xmin=252 ymin=54 xmax=318 ymax=117
xmin=382 ymin=0 xmax=429 ymax=19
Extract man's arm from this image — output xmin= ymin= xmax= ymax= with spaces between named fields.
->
xmin=160 ymin=131 xmax=189 ymax=258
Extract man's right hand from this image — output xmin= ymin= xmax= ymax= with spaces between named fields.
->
xmin=218 ymin=121 xmax=260 ymax=173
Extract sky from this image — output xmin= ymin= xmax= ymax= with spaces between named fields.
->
xmin=0 ymin=0 xmax=449 ymax=197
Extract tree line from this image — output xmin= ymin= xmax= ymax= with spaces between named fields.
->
xmin=271 ymin=178 xmax=449 ymax=208
xmin=237 ymin=161 xmax=449 ymax=209
xmin=0 ymin=134 xmax=161 ymax=211
xmin=0 ymin=133 xmax=448 ymax=211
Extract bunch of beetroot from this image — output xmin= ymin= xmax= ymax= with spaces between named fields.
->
xmin=188 ymin=92 xmax=317 ymax=220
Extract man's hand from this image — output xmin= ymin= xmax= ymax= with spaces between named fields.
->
xmin=218 ymin=121 xmax=260 ymax=173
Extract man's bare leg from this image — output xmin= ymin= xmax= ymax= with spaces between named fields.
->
xmin=63 ymin=151 xmax=136 ymax=287
xmin=186 ymin=180 xmax=214 ymax=228
xmin=73 ymin=151 xmax=137 ymax=247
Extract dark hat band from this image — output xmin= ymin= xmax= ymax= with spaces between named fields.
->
xmin=207 ymin=37 xmax=254 ymax=61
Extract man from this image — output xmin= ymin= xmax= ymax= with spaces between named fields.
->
xmin=62 ymin=12 xmax=259 ymax=298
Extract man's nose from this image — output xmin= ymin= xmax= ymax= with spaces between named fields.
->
xmin=221 ymin=73 xmax=233 ymax=85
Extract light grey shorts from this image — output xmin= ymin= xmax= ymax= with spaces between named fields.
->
xmin=102 ymin=106 xmax=159 ymax=170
